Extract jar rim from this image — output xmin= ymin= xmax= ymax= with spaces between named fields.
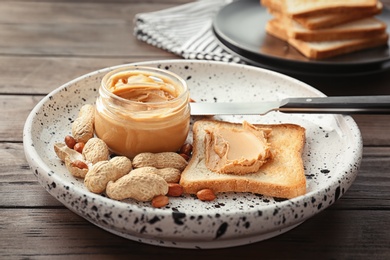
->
xmin=100 ymin=65 xmax=188 ymax=106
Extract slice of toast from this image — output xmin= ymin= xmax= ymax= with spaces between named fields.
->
xmin=266 ymin=19 xmax=389 ymax=59
xmin=180 ymin=120 xmax=307 ymax=199
xmin=292 ymin=2 xmax=383 ymax=29
xmin=271 ymin=17 xmax=387 ymax=42
xmin=262 ymin=0 xmax=379 ymax=18
xmin=288 ymin=34 xmax=389 ymax=59
xmin=269 ymin=2 xmax=383 ymax=30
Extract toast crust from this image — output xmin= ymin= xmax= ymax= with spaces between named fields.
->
xmin=272 ymin=18 xmax=387 ymax=42
xmin=180 ymin=120 xmax=307 ymax=199
xmin=262 ymin=0 xmax=379 ymax=18
xmin=293 ymin=2 xmax=383 ymax=29
xmin=288 ymin=33 xmax=389 ymax=59
xmin=266 ymin=18 xmax=389 ymax=59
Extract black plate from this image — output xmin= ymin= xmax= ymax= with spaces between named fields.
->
xmin=212 ymin=0 xmax=390 ymax=76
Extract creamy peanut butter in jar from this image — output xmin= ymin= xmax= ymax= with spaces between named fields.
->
xmin=95 ymin=66 xmax=190 ymax=158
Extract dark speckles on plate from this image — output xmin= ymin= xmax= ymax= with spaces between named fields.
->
xmin=23 ymin=60 xmax=362 ymax=248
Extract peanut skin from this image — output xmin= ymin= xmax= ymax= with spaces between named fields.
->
xmin=167 ymin=183 xmax=183 ymax=197
xmin=54 ymin=143 xmax=88 ymax=178
xmin=106 ymin=171 xmax=168 ymax=201
xmin=64 ymin=135 xmax=76 ymax=149
xmin=151 ymin=195 xmax=169 ymax=208
xmin=65 ymin=157 xmax=88 ymax=178
xmin=197 ymin=189 xmax=216 ymax=201
xmin=54 ymin=143 xmax=80 ymax=162
xmin=132 ymin=152 xmax=188 ymax=171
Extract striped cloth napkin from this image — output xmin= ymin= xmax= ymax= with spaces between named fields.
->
xmin=134 ymin=0 xmax=244 ymax=63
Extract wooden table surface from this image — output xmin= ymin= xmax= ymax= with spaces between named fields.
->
xmin=1 ymin=0 xmax=390 ymax=259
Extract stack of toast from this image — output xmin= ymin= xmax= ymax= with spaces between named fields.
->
xmin=262 ymin=0 xmax=389 ymax=59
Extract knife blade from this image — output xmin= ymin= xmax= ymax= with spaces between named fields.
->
xmin=189 ymin=96 xmax=390 ymax=115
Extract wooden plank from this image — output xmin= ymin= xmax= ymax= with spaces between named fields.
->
xmin=0 ymin=55 xmax=182 ymax=94
xmin=0 ymin=142 xmax=32 ymax=180
xmin=0 ymin=95 xmax=43 ymax=141
xmin=298 ymin=72 xmax=390 ymax=95
xmin=1 ymin=0 xmax=388 ymax=258
xmin=0 ymin=1 xmax=180 ymax=25
xmin=0 ymin=1 xmax=192 ymax=24
xmin=0 ymin=208 xmax=389 ymax=258
xmin=0 ymin=1 xmax=389 ymax=92
xmin=0 ymin=22 xmax=168 ymax=57
xmin=0 ymin=1 xmax=187 ymax=57
xmin=0 ymin=56 xmax=178 ymax=94
xmin=332 ymin=146 xmax=390 ymax=210
xmin=0 ymin=142 xmax=65 ymax=207
xmin=0 ymin=0 xmax=192 ymax=3
xmin=1 ymin=54 xmax=390 ymax=95
xmin=0 ymin=184 xmax=62 ymax=207
xmin=5 ymin=96 xmax=40 ymax=124
xmin=5 ymin=54 xmax=388 ymax=97
xmin=2 ymin=142 xmax=389 ymax=208
xmin=353 ymin=114 xmax=390 ymax=146
xmin=3 ymin=95 xmax=388 ymax=144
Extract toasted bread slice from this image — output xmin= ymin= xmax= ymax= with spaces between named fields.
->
xmin=288 ymin=34 xmax=389 ymax=59
xmin=262 ymin=0 xmax=379 ymax=18
xmin=180 ymin=120 xmax=307 ymax=199
xmin=269 ymin=2 xmax=383 ymax=29
xmin=292 ymin=2 xmax=383 ymax=29
xmin=266 ymin=18 xmax=290 ymax=41
xmin=266 ymin=19 xmax=389 ymax=59
xmin=271 ymin=17 xmax=387 ymax=41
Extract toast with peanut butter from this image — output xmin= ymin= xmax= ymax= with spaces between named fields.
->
xmin=180 ymin=120 xmax=306 ymax=199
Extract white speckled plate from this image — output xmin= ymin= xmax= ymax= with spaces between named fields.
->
xmin=23 ymin=60 xmax=362 ymax=249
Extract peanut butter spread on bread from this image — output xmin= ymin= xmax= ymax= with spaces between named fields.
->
xmin=204 ymin=121 xmax=272 ymax=175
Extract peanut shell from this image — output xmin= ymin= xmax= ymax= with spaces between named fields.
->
xmin=84 ymin=160 xmax=119 ymax=193
xmin=132 ymin=152 xmax=188 ymax=171
xmin=110 ymin=156 xmax=132 ymax=175
xmin=106 ymin=171 xmax=168 ymax=201
xmin=82 ymin=138 xmax=110 ymax=164
xmin=71 ymin=104 xmax=95 ymax=143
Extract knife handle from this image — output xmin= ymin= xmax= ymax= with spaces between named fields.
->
xmin=280 ymin=96 xmax=390 ymax=114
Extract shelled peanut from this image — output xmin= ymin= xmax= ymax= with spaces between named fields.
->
xmin=54 ymin=142 xmax=89 ymax=178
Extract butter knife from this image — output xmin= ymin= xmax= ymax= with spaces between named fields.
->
xmin=189 ymin=96 xmax=390 ymax=115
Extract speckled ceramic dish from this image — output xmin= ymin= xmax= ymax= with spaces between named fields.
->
xmin=23 ymin=60 xmax=362 ymax=249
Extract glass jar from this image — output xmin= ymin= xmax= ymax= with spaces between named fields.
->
xmin=95 ymin=66 xmax=190 ymax=158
